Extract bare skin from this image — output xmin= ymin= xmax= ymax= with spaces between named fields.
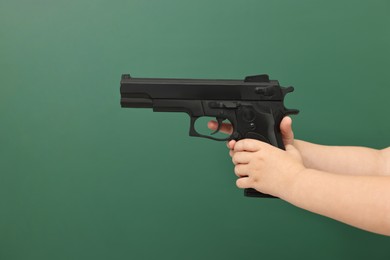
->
xmin=208 ymin=117 xmax=390 ymax=236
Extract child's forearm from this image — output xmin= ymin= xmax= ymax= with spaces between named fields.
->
xmin=294 ymin=140 xmax=389 ymax=176
xmin=282 ymin=169 xmax=390 ymax=236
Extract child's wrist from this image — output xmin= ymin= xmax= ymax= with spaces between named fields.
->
xmin=279 ymin=167 xmax=308 ymax=200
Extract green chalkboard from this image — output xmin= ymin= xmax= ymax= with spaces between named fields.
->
xmin=1 ymin=0 xmax=389 ymax=259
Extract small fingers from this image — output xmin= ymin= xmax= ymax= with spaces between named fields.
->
xmin=232 ymin=152 xmax=250 ymax=164
xmin=227 ymin=140 xmax=236 ymax=157
xmin=228 ymin=140 xmax=236 ymax=149
xmin=234 ymin=139 xmax=262 ymax=152
xmin=234 ymin=164 xmax=249 ymax=178
xmin=236 ymin=177 xmax=251 ymax=189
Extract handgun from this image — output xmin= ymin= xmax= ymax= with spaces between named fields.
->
xmin=120 ymin=74 xmax=299 ymax=198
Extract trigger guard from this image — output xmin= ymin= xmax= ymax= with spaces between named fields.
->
xmin=189 ymin=116 xmax=232 ymax=141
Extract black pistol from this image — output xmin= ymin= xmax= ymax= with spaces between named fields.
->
xmin=120 ymin=74 xmax=299 ymax=198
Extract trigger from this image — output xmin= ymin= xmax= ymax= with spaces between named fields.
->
xmin=211 ymin=117 xmax=225 ymax=135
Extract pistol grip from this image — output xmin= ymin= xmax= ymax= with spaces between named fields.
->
xmin=244 ymin=188 xmax=277 ymax=198
xmin=238 ymin=112 xmax=284 ymax=199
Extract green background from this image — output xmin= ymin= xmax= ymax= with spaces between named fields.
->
xmin=1 ymin=0 xmax=390 ymax=259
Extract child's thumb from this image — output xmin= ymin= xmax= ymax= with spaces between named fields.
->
xmin=280 ymin=116 xmax=294 ymax=146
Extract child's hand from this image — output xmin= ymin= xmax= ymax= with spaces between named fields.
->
xmin=228 ymin=138 xmax=305 ymax=197
xmin=208 ymin=116 xmax=304 ymax=197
